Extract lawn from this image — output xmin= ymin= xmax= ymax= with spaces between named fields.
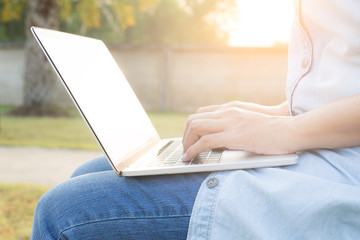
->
xmin=0 ymin=184 xmax=48 ymax=240
xmin=0 ymin=111 xmax=189 ymax=149
xmin=0 ymin=109 xmax=190 ymax=239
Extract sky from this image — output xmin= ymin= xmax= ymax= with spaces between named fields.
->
xmin=228 ymin=0 xmax=294 ymax=47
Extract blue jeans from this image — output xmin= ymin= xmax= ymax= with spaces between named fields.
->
xmin=31 ymin=157 xmax=209 ymax=240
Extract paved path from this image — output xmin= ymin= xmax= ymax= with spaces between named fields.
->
xmin=0 ymin=146 xmax=103 ymax=186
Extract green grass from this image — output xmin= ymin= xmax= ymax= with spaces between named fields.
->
xmin=0 ymin=105 xmax=14 ymax=114
xmin=0 ymin=116 xmax=100 ymax=149
xmin=0 ymin=184 xmax=49 ymax=240
xmin=148 ymin=111 xmax=189 ymax=138
xmin=0 ymin=111 xmax=189 ymax=149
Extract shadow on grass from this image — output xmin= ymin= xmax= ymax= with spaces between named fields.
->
xmin=7 ymin=104 xmax=73 ymax=117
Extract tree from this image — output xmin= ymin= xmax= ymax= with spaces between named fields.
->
xmin=123 ymin=0 xmax=237 ymax=45
xmin=1 ymin=0 xmax=159 ymax=114
xmin=23 ymin=0 xmax=59 ymax=107
xmin=0 ymin=0 xmax=236 ymax=114
xmin=23 ymin=0 xmax=158 ymax=109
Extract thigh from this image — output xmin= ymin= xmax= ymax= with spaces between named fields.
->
xmin=32 ymin=170 xmax=209 ymax=240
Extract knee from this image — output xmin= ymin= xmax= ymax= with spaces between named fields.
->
xmin=32 ymin=187 xmax=65 ymax=238
xmin=33 ymin=178 xmax=87 ymax=238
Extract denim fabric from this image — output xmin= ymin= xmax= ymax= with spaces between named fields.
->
xmin=31 ymin=157 xmax=209 ymax=240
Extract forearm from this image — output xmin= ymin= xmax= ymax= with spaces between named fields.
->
xmin=286 ymin=94 xmax=360 ymax=152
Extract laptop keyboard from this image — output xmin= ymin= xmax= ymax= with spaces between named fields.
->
xmin=146 ymin=139 xmax=222 ymax=167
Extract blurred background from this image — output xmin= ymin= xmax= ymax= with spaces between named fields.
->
xmin=0 ymin=0 xmax=293 ymax=238
xmin=0 ymin=0 xmax=293 ymax=112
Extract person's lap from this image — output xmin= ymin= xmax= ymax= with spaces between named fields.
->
xmin=31 ymin=157 xmax=209 ymax=240
xmin=31 ymin=147 xmax=360 ymax=239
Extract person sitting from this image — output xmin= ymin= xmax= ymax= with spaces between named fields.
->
xmin=31 ymin=0 xmax=360 ymax=239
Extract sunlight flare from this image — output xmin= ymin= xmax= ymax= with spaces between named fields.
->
xmin=228 ymin=0 xmax=294 ymax=47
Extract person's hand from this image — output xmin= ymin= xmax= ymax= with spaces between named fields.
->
xmin=182 ymin=103 xmax=292 ymax=162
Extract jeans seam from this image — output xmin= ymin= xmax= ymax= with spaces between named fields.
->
xmin=58 ymin=215 xmax=191 ymax=239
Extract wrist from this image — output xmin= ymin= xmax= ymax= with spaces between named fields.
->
xmin=262 ymin=116 xmax=299 ymax=154
xmin=271 ymin=115 xmax=302 ymax=154
xmin=270 ymin=101 xmax=289 ymax=116
xmin=283 ymin=114 xmax=310 ymax=153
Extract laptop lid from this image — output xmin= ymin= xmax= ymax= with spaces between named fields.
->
xmin=31 ymin=27 xmax=161 ymax=173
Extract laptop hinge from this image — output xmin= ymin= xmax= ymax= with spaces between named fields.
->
xmin=117 ymin=136 xmax=161 ymax=175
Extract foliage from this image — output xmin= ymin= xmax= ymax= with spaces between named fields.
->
xmin=58 ymin=0 xmax=159 ymax=32
xmin=0 ymin=0 xmax=159 ymax=41
xmin=122 ymin=0 xmax=236 ymax=45
xmin=1 ymin=0 xmax=237 ymax=115
xmin=0 ymin=0 xmax=26 ymax=21
xmin=0 ymin=0 xmax=26 ymax=41
xmin=0 ymin=0 xmax=236 ymax=44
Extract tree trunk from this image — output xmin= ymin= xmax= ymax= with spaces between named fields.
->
xmin=23 ymin=0 xmax=59 ymax=106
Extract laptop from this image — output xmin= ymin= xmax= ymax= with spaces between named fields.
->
xmin=31 ymin=27 xmax=298 ymax=177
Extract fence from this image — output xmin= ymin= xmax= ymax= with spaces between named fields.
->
xmin=0 ymin=44 xmax=288 ymax=112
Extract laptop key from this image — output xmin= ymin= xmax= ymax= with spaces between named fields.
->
xmin=190 ymin=156 xmax=206 ymax=165
xmin=175 ymin=160 xmax=190 ymax=166
xmin=205 ymin=151 xmax=222 ymax=164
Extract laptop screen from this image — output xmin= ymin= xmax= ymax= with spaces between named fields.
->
xmin=32 ymin=27 xmax=160 ymax=171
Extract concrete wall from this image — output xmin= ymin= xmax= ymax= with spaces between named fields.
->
xmin=0 ymin=46 xmax=25 ymax=105
xmin=0 ymin=44 xmax=288 ymax=112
